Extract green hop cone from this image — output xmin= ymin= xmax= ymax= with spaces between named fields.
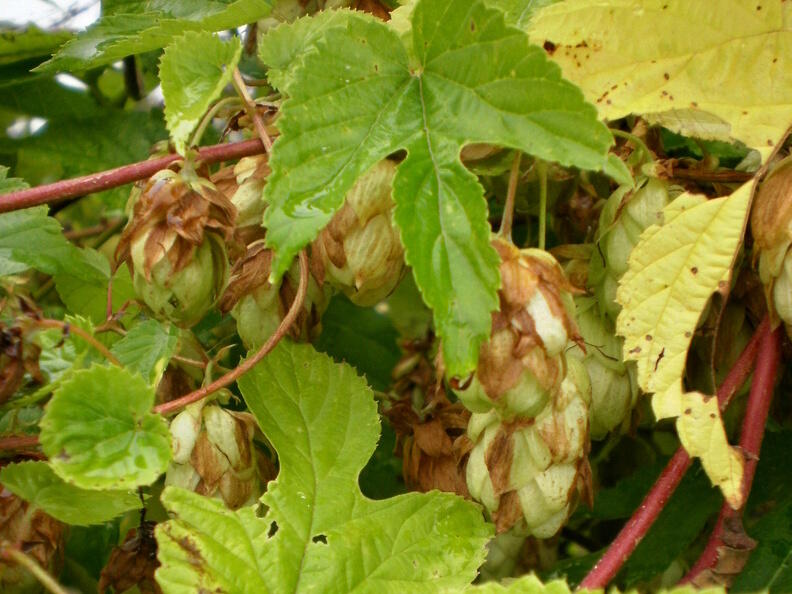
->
xmin=454 ymin=240 xmax=580 ymax=420
xmin=569 ymin=296 xmax=638 ymax=440
xmin=588 ymin=177 xmax=672 ymax=322
xmin=218 ymin=241 xmax=331 ymax=349
xmin=751 ymin=156 xmax=792 ymax=332
xmin=116 ymin=166 xmax=235 ymax=327
xmin=165 ymin=398 xmax=263 ymax=510
xmin=465 ymin=358 xmax=591 ymax=537
xmin=313 ymin=160 xmax=405 ymax=306
xmin=212 ymin=155 xmax=270 ymax=241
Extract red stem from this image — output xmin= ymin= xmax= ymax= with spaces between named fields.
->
xmin=0 ymin=138 xmax=266 ymax=213
xmin=680 ymin=323 xmax=782 ymax=584
xmin=579 ymin=318 xmax=769 ymax=591
xmin=0 ymin=435 xmax=39 ymax=450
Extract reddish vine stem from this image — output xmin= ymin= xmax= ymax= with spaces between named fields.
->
xmin=681 ymin=323 xmax=782 ymax=584
xmin=0 ymin=435 xmax=39 ymax=450
xmin=33 ymin=319 xmax=122 ymax=367
xmin=0 ymin=138 xmax=267 ymax=213
xmin=578 ymin=317 xmax=770 ymax=591
xmin=153 ymin=250 xmax=308 ymax=416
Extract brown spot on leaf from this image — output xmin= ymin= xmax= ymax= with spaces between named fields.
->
xmin=543 ymin=41 xmax=556 ymax=54
xmin=664 ymin=72 xmax=670 ymax=80
xmin=691 ymin=266 xmax=698 ymax=275
xmin=645 ymin=334 xmax=653 ymax=341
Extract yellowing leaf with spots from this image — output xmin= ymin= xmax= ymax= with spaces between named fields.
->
xmin=528 ymin=0 xmax=792 ymax=157
xmin=616 ymin=182 xmax=752 ymax=506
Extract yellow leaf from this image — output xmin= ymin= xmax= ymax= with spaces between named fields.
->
xmin=615 ymin=182 xmax=752 ymax=504
xmin=528 ymin=0 xmax=792 ymax=157
xmin=678 ymin=391 xmax=744 ymax=509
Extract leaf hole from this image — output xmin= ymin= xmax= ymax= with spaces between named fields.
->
xmin=312 ymin=534 xmax=327 ymax=544
xmin=268 ymin=521 xmax=278 ymax=538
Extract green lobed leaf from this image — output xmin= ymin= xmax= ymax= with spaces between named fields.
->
xmin=110 ymin=319 xmax=178 ymax=385
xmin=55 ymin=264 xmax=138 ymax=326
xmin=0 ymin=461 xmax=141 ymax=526
xmin=0 ymin=206 xmax=109 ymax=281
xmin=156 ymin=341 xmax=491 ymax=593
xmin=160 ymin=31 xmax=242 ymax=155
xmin=0 ymin=165 xmax=28 ymax=195
xmin=262 ymin=1 xmax=612 ymax=376
xmin=0 ymin=26 xmax=73 ymax=86
xmin=40 ymin=364 xmax=171 ymax=490
xmin=35 ymin=0 xmax=272 ymax=73
xmin=0 ymin=77 xmax=100 ymax=118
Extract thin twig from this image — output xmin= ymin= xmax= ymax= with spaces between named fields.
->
xmin=63 ymin=219 xmax=122 ymax=241
xmin=33 ymin=319 xmax=122 ymax=367
xmin=231 ymin=67 xmax=273 ymax=152
xmin=153 ymin=250 xmax=308 ymax=415
xmin=499 ymin=152 xmax=521 ymax=240
xmin=578 ymin=318 xmax=769 ymax=591
xmin=0 ymin=138 xmax=267 ymax=213
xmin=537 ymin=160 xmax=548 ymax=250
xmin=189 ymin=96 xmax=242 ymax=148
xmin=1 ymin=545 xmax=69 ymax=594
xmin=680 ymin=324 xmax=782 ymax=584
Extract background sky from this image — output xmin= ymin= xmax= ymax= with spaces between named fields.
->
xmin=2 ymin=0 xmax=99 ymax=29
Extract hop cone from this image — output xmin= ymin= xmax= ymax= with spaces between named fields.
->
xmin=212 ymin=155 xmax=270 ymax=242
xmin=219 ymin=241 xmax=330 ymax=349
xmin=313 ymin=160 xmax=405 ymax=306
xmin=165 ymin=400 xmax=268 ymax=509
xmin=116 ymin=166 xmax=235 ymax=327
xmin=751 ymin=156 xmax=792 ymax=331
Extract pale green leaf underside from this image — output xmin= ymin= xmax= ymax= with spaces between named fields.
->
xmin=40 ymin=364 xmax=171 ymax=490
xmin=35 ymin=0 xmax=271 ymax=73
xmin=160 ymin=31 xmax=242 ymax=155
xmin=111 ymin=319 xmax=178 ymax=385
xmin=0 ymin=461 xmax=140 ymax=526
xmin=262 ymin=0 xmax=612 ymax=376
xmin=0 ymin=206 xmax=109 ymax=281
xmin=156 ymin=342 xmax=491 ymax=593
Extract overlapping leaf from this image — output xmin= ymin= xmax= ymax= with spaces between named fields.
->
xmin=616 ymin=183 xmax=752 ymax=506
xmin=110 ymin=319 xmax=178 ymax=385
xmin=36 ymin=0 xmax=272 ymax=73
xmin=0 ymin=461 xmax=140 ymax=526
xmin=39 ymin=365 xmax=171 ymax=490
xmin=156 ymin=342 xmax=491 ymax=593
xmin=160 ymin=32 xmax=242 ymax=154
xmin=528 ymin=0 xmax=792 ymax=156
xmin=262 ymin=0 xmax=612 ymax=376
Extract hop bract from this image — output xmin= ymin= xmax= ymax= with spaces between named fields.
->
xmin=313 ymin=160 xmax=405 ymax=306
xmin=751 ymin=156 xmax=792 ymax=331
xmin=116 ymin=167 xmax=236 ymax=327
xmin=212 ymin=155 xmax=270 ymax=240
xmin=219 ymin=241 xmax=330 ymax=349
xmin=165 ymin=399 xmax=266 ymax=510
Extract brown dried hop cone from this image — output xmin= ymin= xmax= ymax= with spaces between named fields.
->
xmin=383 ymin=338 xmax=471 ymax=498
xmin=0 ymin=487 xmax=66 ymax=592
xmin=98 ymin=522 xmax=161 ymax=594
xmin=0 ymin=325 xmax=42 ymax=406
xmin=211 ymin=155 xmax=270 ymax=243
xmin=219 ymin=241 xmax=330 ymax=349
xmin=751 ymin=156 xmax=792 ymax=331
xmin=165 ymin=398 xmax=267 ymax=509
xmin=313 ymin=160 xmax=405 ymax=306
xmin=465 ymin=357 xmax=592 ymax=537
xmin=116 ymin=165 xmax=236 ymax=327
xmin=454 ymin=239 xmax=582 ymax=420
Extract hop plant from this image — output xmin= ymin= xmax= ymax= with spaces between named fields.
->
xmin=165 ymin=398 xmax=268 ymax=510
xmin=751 ymin=156 xmax=792 ymax=332
xmin=312 ymin=160 xmax=405 ymax=306
xmin=0 ymin=487 xmax=65 ymax=593
xmin=116 ymin=166 xmax=236 ymax=327
xmin=218 ymin=241 xmax=330 ymax=349
xmin=569 ymin=296 xmax=638 ymax=440
xmin=455 ymin=240 xmax=591 ymax=537
xmin=212 ymin=155 xmax=270 ymax=242
xmin=588 ymin=177 xmax=672 ymax=322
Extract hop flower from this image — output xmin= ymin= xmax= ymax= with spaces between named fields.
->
xmin=0 ymin=488 xmax=65 ymax=593
xmin=454 ymin=240 xmax=580 ymax=420
xmin=165 ymin=399 xmax=269 ymax=509
xmin=383 ymin=337 xmax=471 ymax=498
xmin=313 ymin=160 xmax=405 ymax=306
xmin=588 ymin=178 xmax=672 ymax=322
xmin=212 ymin=155 xmax=270 ymax=241
xmin=218 ymin=241 xmax=330 ymax=349
xmin=116 ymin=166 xmax=236 ymax=327
xmin=569 ymin=296 xmax=638 ymax=440
xmin=751 ymin=156 xmax=792 ymax=330
xmin=465 ymin=358 xmax=591 ymax=536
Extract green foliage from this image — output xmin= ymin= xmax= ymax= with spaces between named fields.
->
xmin=160 ymin=31 xmax=242 ymax=154
xmin=0 ymin=165 xmax=28 ymax=194
xmin=36 ymin=0 xmax=272 ymax=73
xmin=110 ymin=319 xmax=178 ymax=385
xmin=0 ymin=461 xmax=141 ymax=526
xmin=261 ymin=0 xmax=612 ymax=376
xmin=39 ymin=364 xmax=172 ymax=489
xmin=156 ymin=342 xmax=491 ymax=593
